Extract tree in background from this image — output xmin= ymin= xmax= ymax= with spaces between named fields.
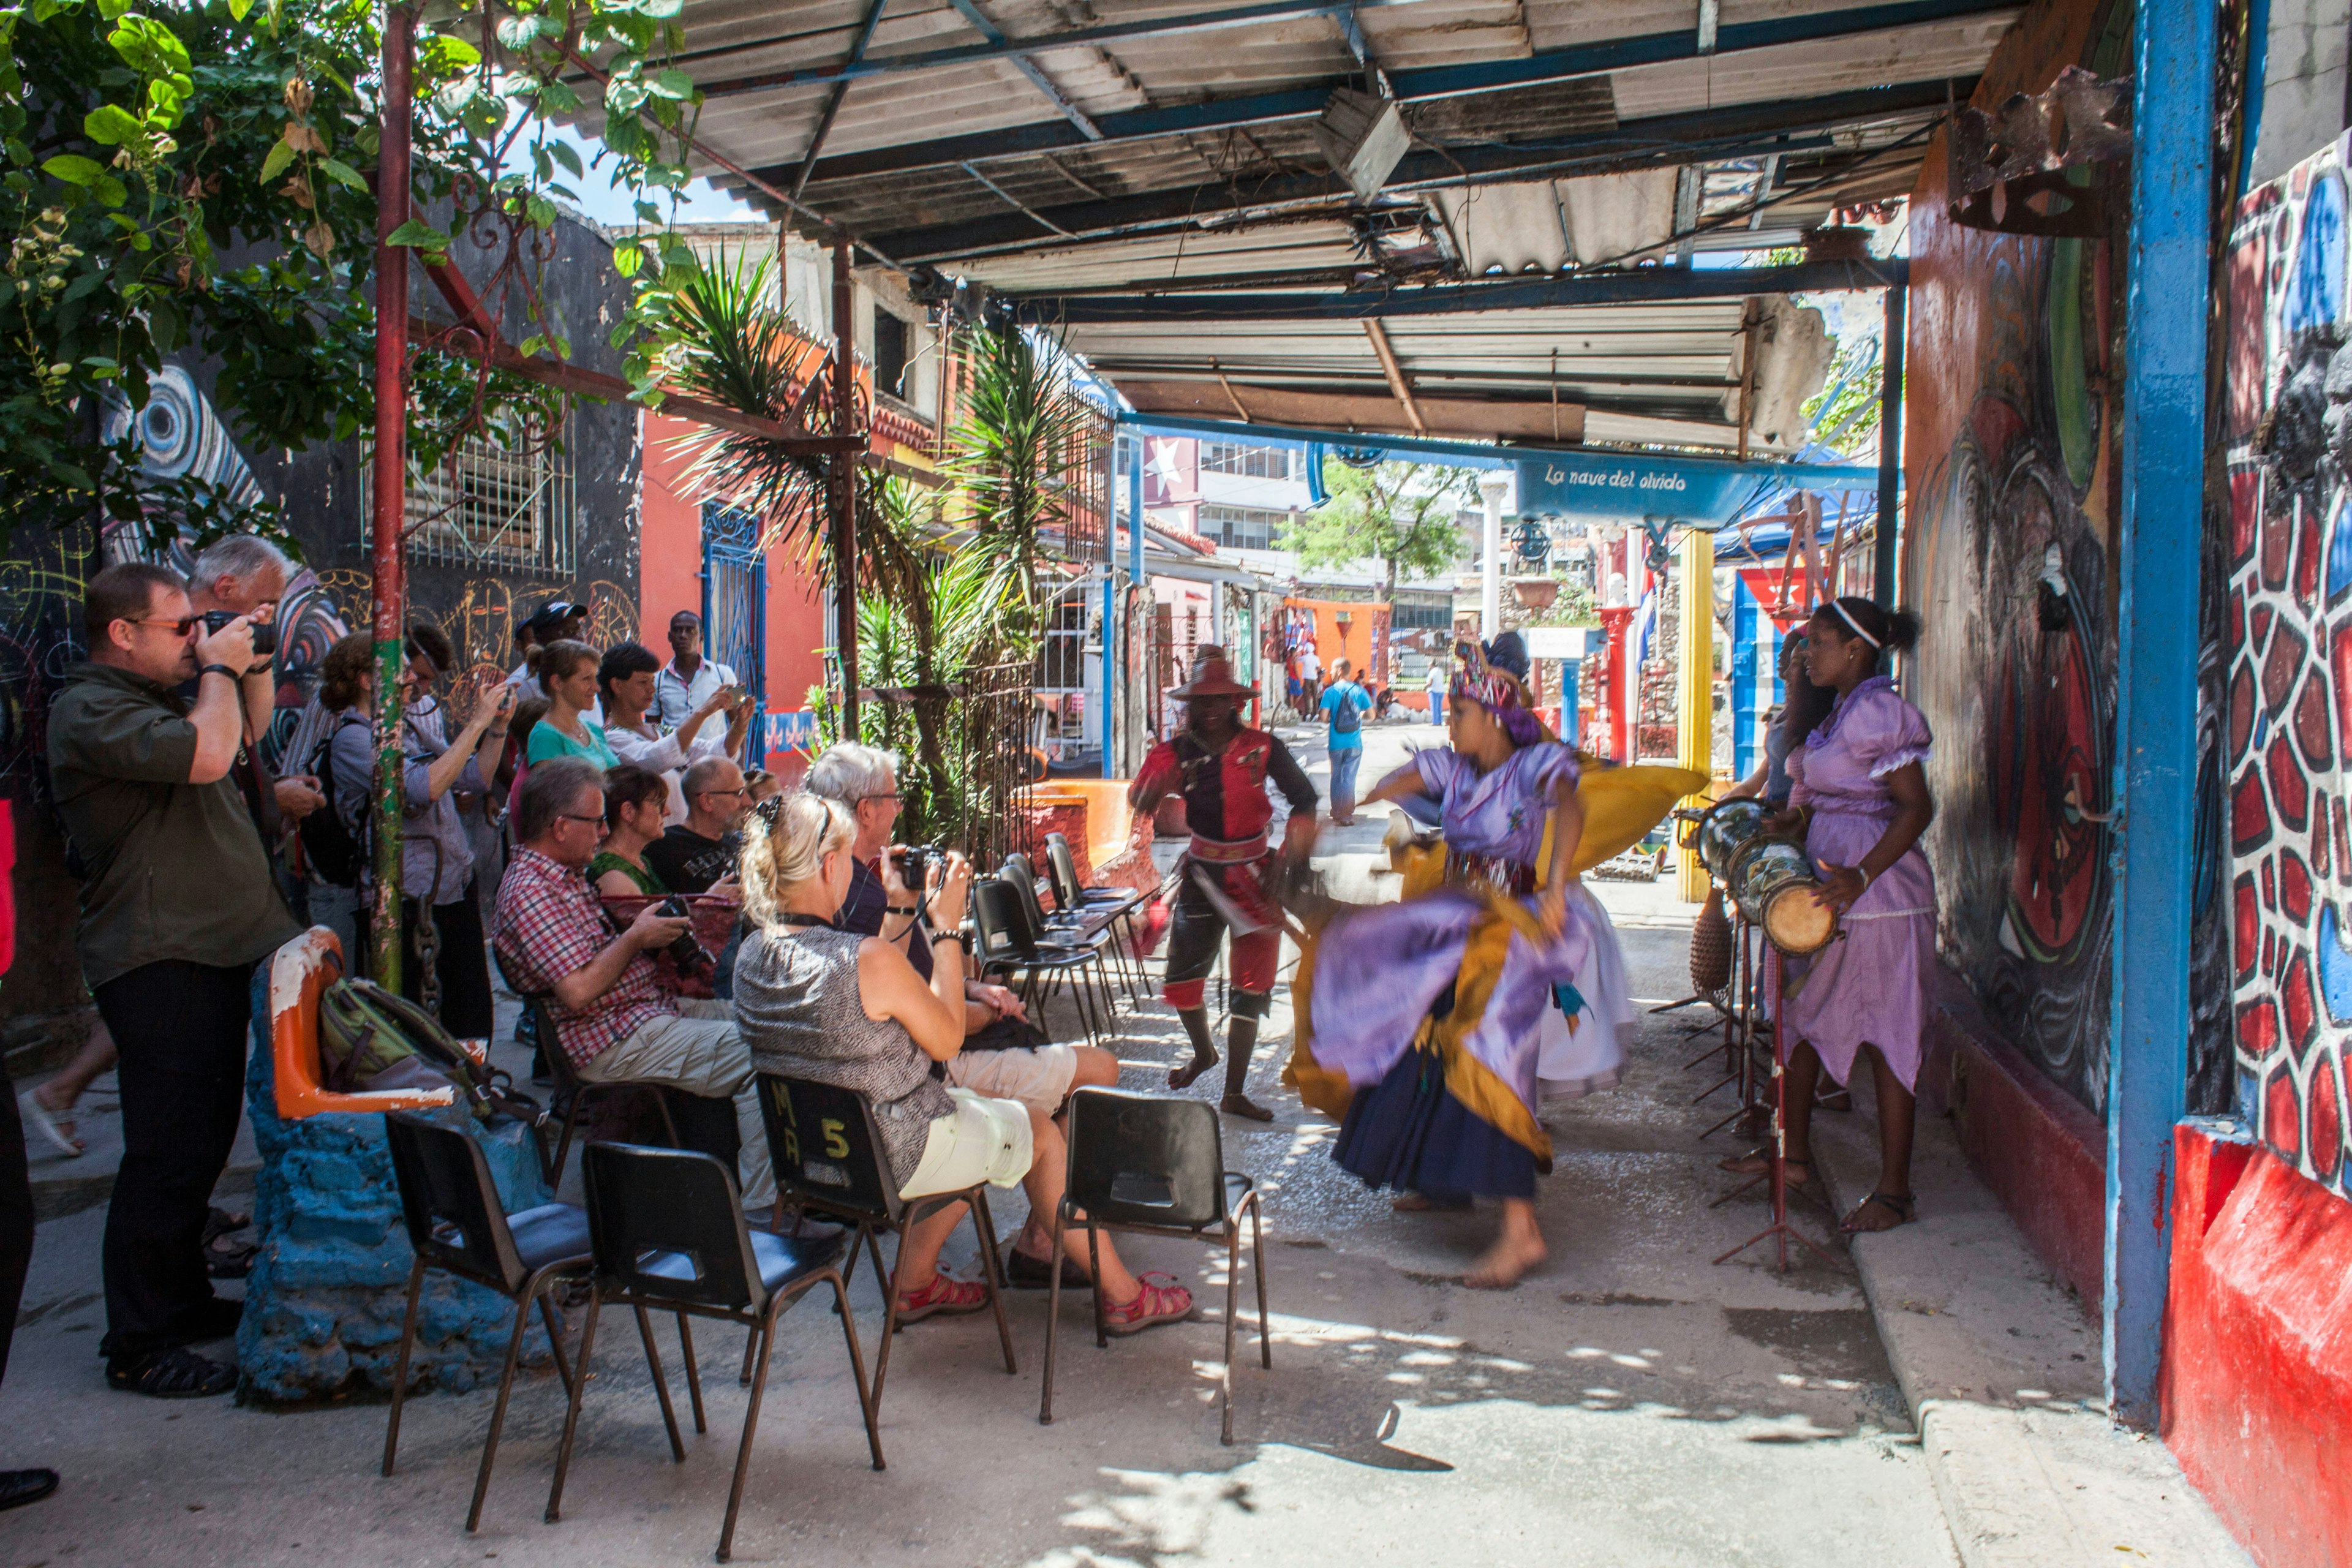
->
xmin=1281 ymin=458 xmax=1480 ymax=605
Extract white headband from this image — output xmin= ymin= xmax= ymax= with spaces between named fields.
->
xmin=1830 ymin=599 xmax=1882 ymax=649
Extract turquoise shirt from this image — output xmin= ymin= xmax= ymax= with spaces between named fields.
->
xmin=527 ymin=717 xmax=619 ymax=771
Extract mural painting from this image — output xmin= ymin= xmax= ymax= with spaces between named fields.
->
xmin=2220 ymin=132 xmax=2352 ymax=1194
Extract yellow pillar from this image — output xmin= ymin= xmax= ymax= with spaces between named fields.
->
xmin=1676 ymin=527 xmax=1715 ymax=902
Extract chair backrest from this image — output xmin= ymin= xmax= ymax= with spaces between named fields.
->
xmin=271 ymin=929 xmax=456 ymax=1119
xmin=970 ymin=876 xmax=1033 ymax=963
xmin=1042 ymin=834 xmax=1083 ymax=910
xmin=1063 ymin=1088 xmax=1229 ymax=1231
xmin=997 ymin=858 xmax=1051 ymax=941
xmin=579 ymin=1141 xmax=767 ymax=1311
xmin=753 ymin=1072 xmax=905 ymax=1226
xmin=386 ymin=1110 xmax=529 ymax=1294
xmin=491 ymin=946 xmax=583 ymax=1095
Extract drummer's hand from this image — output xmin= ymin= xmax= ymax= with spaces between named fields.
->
xmin=1536 ymin=886 xmax=1569 ymax=939
xmin=1814 ymin=862 xmax=1867 ymax=913
xmin=1762 ymin=807 xmax=1805 ymax=837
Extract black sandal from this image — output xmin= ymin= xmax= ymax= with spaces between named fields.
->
xmin=202 ymin=1208 xmax=257 ymax=1280
xmin=1839 ymin=1190 xmax=1917 ymax=1233
xmin=107 ymin=1346 xmax=238 ymax=1398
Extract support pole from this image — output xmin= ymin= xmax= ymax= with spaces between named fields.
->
xmin=1477 ymin=475 xmax=1508 ymax=638
xmin=1597 ymin=605 xmax=1633 ymax=764
xmin=1126 ymin=429 xmax=1145 ymax=774
xmin=830 ymin=241 xmax=861 ymax=739
xmin=1873 ymin=282 xmax=1907 ymax=606
xmin=368 ymin=5 xmax=413 ymax=990
xmin=2105 ymin=0 xmax=2212 ymax=1429
xmin=1675 ymin=527 xmax=1714 ymax=903
xmin=1101 ymin=420 xmax=1116 ymax=767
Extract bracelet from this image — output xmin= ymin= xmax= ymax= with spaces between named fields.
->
xmin=932 ymin=932 xmax=967 ymax=951
xmin=199 ymin=664 xmax=241 ymax=683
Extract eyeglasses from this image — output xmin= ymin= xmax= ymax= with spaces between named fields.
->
xmin=696 ymin=788 xmax=747 ymax=801
xmin=129 ymin=616 xmax=201 ymax=636
xmin=556 ymin=812 xmax=606 ymax=829
xmin=859 ymin=791 xmax=902 ymax=804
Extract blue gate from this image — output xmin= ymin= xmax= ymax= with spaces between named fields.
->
xmin=699 ymin=501 xmax=766 ymax=767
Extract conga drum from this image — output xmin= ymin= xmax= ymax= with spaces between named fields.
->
xmin=1697 ymin=798 xmax=1773 ymax=883
xmin=1727 ymin=838 xmax=1838 ymax=954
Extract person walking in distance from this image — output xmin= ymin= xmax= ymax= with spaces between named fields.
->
xmin=1320 ymin=657 xmax=1374 ymax=825
xmin=1128 ymin=647 xmax=1319 ymax=1120
xmin=49 ymin=562 xmax=301 ymax=1396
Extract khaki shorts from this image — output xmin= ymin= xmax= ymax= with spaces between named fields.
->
xmin=943 ymin=1042 xmax=1080 ymax=1114
xmin=901 ymin=1088 xmax=1033 ymax=1199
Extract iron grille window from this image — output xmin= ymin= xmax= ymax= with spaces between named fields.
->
xmin=1197 ymin=504 xmax=1286 ymax=551
xmin=1199 ymin=442 xmax=1292 ymax=479
xmin=364 ymin=432 xmax=578 ymax=575
xmin=873 ymin=309 xmax=910 ymax=401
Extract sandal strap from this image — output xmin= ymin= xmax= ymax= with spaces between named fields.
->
xmin=1107 ymin=1278 xmax=1191 ymax=1322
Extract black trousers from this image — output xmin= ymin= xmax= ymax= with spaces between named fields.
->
xmin=91 ymin=959 xmax=252 ymax=1365
xmin=404 ymin=880 xmax=493 ymax=1040
xmin=0 ymin=1065 xmax=32 ymax=1389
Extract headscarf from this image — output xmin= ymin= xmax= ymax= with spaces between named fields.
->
xmin=1450 ymin=637 xmax=1548 ymax=748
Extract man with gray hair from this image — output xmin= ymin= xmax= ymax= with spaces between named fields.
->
xmin=644 ymin=755 xmax=747 ymax=894
xmin=804 ymin=742 xmax=1120 ymax=1286
xmin=492 ymin=756 xmax=774 ymax=1214
xmin=186 ymin=533 xmax=291 ymax=744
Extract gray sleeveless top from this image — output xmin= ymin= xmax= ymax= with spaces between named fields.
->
xmin=733 ymin=924 xmax=953 ymax=1188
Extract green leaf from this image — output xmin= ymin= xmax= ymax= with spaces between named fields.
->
xmin=83 ymin=103 xmax=143 ymax=145
xmin=643 ymin=0 xmax=683 ymax=17
xmin=92 ymin=0 xmax=131 ymax=18
xmin=386 ymin=218 xmax=451 ymax=248
xmin=94 ymin=173 xmax=127 ymax=207
xmin=524 ymin=194 xmax=556 ymax=228
xmin=647 ymin=67 xmax=693 ymax=100
xmin=42 ymin=154 xmax=107 ymax=186
xmin=258 ymin=137 xmax=296 ymax=184
xmin=496 ymin=15 xmax=540 ymax=49
xmin=431 ymin=33 xmax=483 ymax=66
xmin=612 ymin=244 xmax=643 ymax=277
xmin=227 ymin=0 xmax=254 ymax=19
xmin=549 ymin=138 xmax=582 ymax=177
xmin=317 ymin=157 xmax=367 ymax=192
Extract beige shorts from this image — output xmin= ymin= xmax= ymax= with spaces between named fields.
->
xmin=943 ymin=1042 xmax=1080 ymax=1114
xmin=901 ymin=1088 xmax=1033 ymax=1199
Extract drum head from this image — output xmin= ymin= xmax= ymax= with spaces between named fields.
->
xmin=1761 ymin=882 xmax=1837 ymax=954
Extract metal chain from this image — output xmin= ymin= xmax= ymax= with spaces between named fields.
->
xmin=409 ymin=835 xmax=443 ymax=1017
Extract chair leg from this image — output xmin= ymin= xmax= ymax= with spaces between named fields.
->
xmin=466 ymin=1278 xmax=538 ymax=1532
xmin=829 ymin=1273 xmax=886 ymax=1471
xmin=1039 ymin=1202 xmax=1068 ymax=1427
xmin=550 ymin=1098 xmax=581 ymax=1189
xmin=1088 ymin=1219 xmax=1108 ymax=1349
xmin=538 ymin=1286 xmax=576 ymax=1396
xmin=717 ymin=1317 xmax=774 ymax=1565
xmin=633 ymin=1303 xmax=687 ymax=1463
xmin=970 ymin=1186 xmax=1018 ymax=1376
xmin=1250 ymin=1194 xmax=1271 ymax=1368
xmin=739 ymin=1324 xmax=759 ymax=1389
xmin=676 ymin=1311 xmax=707 ymax=1434
xmin=1221 ymin=1221 xmax=1241 ymax=1446
xmin=382 ymin=1258 xmax=427 ymax=1476
xmin=652 ymin=1086 xmax=681 ymax=1146
xmin=871 ymin=1221 xmax=909 ymax=1416
xmin=863 ymin=1226 xmax=892 ymax=1311
xmin=545 ymin=1287 xmax=605 ymax=1523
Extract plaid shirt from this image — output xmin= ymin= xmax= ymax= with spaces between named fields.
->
xmin=493 ymin=846 xmax=676 ymax=1069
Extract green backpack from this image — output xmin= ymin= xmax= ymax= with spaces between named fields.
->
xmin=317 ymin=978 xmax=544 ymax=1128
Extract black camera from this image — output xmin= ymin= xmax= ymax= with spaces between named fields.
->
xmin=890 ymin=844 xmax=945 ymax=889
xmin=201 ymin=608 xmax=277 ymax=658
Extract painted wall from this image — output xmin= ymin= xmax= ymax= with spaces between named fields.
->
xmin=2218 ymin=132 xmax=2352 ymax=1193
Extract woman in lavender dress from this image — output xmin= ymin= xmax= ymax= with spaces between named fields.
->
xmin=1298 ymin=639 xmax=1615 ymax=1289
xmin=1725 ymin=597 xmax=1937 ymax=1234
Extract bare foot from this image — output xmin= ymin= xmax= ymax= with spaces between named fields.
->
xmin=1220 ymin=1093 xmax=1275 ymax=1121
xmin=1168 ymin=1052 xmax=1218 ymax=1090
xmin=1718 ymin=1147 xmax=1812 ymax=1185
xmin=1461 ymin=1232 xmax=1548 ymax=1289
xmin=1390 ymin=1192 xmax=1472 ymax=1213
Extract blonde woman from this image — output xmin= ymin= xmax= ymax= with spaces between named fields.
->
xmin=733 ymin=794 xmax=1191 ymax=1332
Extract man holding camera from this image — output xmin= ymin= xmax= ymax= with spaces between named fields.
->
xmin=644 ymin=755 xmax=749 ymax=894
xmin=50 ymin=562 xmax=301 ymax=1397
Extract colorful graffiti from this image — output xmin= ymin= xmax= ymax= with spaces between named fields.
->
xmin=2222 ymin=134 xmax=2352 ymax=1195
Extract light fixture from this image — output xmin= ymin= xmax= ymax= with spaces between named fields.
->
xmin=1312 ymin=88 xmax=1409 ymax=201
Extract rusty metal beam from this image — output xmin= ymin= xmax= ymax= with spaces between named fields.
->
xmin=1363 ymin=318 xmax=1424 ymax=434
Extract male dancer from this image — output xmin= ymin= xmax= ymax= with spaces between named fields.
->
xmin=1129 ymin=647 xmax=1319 ymax=1120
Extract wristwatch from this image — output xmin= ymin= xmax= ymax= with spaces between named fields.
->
xmin=886 ymin=904 xmax=918 ymax=916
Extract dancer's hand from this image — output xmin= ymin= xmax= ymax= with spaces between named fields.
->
xmin=1536 ymin=885 xmax=1568 ymax=939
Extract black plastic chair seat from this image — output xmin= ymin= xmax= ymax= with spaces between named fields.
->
xmin=751 ymin=1227 xmax=847 ymax=1293
xmin=507 ymin=1203 xmax=594 ymax=1273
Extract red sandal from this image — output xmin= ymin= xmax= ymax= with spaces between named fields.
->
xmin=1102 ymin=1272 xmax=1194 ymax=1336
xmin=893 ymin=1272 xmax=989 ymax=1323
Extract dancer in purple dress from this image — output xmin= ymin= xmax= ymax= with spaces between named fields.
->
xmin=1723 ymin=596 xmax=1936 ymax=1234
xmin=1298 ymin=638 xmax=1610 ymax=1289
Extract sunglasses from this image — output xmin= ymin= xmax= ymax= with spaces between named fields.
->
xmin=129 ymin=616 xmax=202 ymax=636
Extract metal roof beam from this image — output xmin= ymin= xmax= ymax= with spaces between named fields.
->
xmin=941 ymin=0 xmax=1104 ymax=141
xmin=778 ymin=0 xmax=2014 ymax=184
xmin=788 ymin=0 xmax=893 ymax=202
xmin=861 ymin=80 xmax=1966 ymax=261
xmin=1018 ymin=257 xmax=1906 ymax=323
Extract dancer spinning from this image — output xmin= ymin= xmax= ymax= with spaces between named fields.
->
xmin=1300 ymin=637 xmax=1626 ymax=1288
xmin=1128 ymin=647 xmax=1319 ymax=1121
xmin=1721 ymin=596 xmax=1936 ymax=1233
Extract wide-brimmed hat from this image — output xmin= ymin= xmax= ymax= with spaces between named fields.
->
xmin=523 ymin=600 xmax=586 ymax=635
xmin=1170 ymin=646 xmax=1256 ymax=699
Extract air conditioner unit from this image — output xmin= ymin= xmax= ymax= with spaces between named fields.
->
xmin=1312 ymin=88 xmax=1408 ymax=202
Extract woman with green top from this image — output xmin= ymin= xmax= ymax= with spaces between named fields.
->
xmin=523 ymin=639 xmax=617 ymax=769
xmin=590 ymin=764 xmax=671 ymax=897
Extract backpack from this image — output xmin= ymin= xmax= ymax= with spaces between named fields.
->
xmin=317 ymin=976 xmax=545 ymax=1128
xmin=298 ymin=714 xmax=371 ymax=888
xmin=1329 ymin=682 xmax=1363 ymax=734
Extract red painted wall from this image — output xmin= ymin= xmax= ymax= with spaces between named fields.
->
xmin=2164 ymin=1125 xmax=2352 ymax=1568
xmin=641 ymin=413 xmax=829 ymax=772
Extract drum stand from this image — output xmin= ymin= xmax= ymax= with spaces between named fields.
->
xmin=1698 ymin=918 xmax=1765 ymax=1134
xmin=1711 ymin=948 xmax=1839 ymax=1273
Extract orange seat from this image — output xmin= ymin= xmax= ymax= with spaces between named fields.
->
xmin=270 ymin=927 xmax=458 ymax=1120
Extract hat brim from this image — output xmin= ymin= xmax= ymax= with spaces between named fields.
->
xmin=1169 ymin=678 xmax=1256 ymax=699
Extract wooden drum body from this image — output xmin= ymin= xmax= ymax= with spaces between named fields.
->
xmin=1727 ymin=837 xmax=1838 ymax=955
xmin=1697 ymin=798 xmax=1773 ymax=883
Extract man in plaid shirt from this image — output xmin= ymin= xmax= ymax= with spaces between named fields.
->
xmin=494 ymin=755 xmax=774 ymax=1214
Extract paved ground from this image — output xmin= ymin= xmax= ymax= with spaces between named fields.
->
xmin=1 ymin=717 xmax=1970 ymax=1567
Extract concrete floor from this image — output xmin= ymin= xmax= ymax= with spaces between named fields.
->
xmin=0 ymin=720 xmax=1961 ymax=1567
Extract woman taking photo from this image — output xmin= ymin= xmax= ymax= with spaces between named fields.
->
xmin=1727 ymin=596 xmax=1937 ymax=1234
xmin=523 ymin=639 xmax=617 ymax=771
xmin=590 ymin=764 xmax=671 ymax=898
xmin=734 ymin=794 xmax=1191 ymax=1333
xmin=599 ymin=641 xmax=748 ymax=821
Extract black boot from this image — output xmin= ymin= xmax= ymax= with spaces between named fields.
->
xmin=1168 ymin=1007 xmax=1218 ymax=1089
xmin=1221 ymin=1016 xmax=1273 ymax=1121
